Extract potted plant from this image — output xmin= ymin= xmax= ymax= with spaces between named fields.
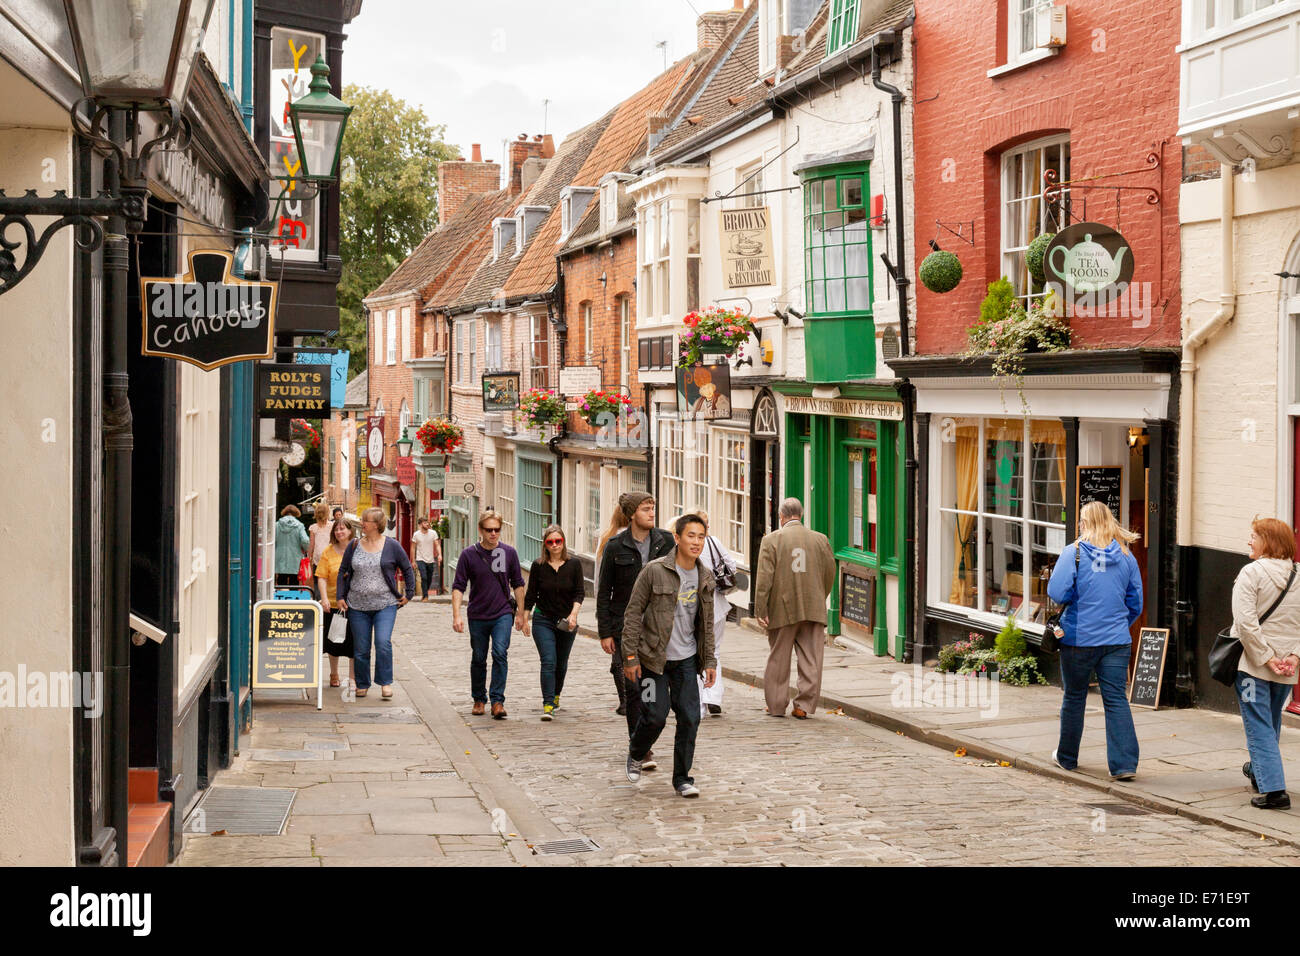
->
xmin=677 ymin=306 xmax=758 ymax=367
xmin=579 ymin=388 xmax=633 ymax=427
xmin=520 ymin=387 xmax=566 ymax=431
xmin=966 ymin=277 xmax=1070 ymax=409
xmin=993 ymin=615 xmax=1047 ymax=686
xmin=415 ymin=417 xmax=463 ymax=456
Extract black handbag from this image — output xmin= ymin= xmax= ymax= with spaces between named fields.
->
xmin=707 ymin=537 xmax=737 ymax=592
xmin=1209 ymin=563 xmax=1296 ymax=686
xmin=1040 ymin=545 xmax=1080 ymax=653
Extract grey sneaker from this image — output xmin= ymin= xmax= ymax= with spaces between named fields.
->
xmin=640 ymin=751 xmax=658 ymax=772
xmin=625 ymin=753 xmax=642 ymax=783
xmin=676 ymin=782 xmax=700 ymax=798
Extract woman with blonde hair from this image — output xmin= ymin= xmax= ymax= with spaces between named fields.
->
xmin=1046 ymin=500 xmax=1144 ymax=781
xmin=1229 ymin=517 xmax=1300 ymax=809
xmin=307 ymin=502 xmax=333 ymax=568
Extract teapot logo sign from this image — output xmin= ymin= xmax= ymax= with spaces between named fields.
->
xmin=1043 ymin=222 xmax=1134 ymax=308
xmin=141 ymin=250 xmax=277 ymax=370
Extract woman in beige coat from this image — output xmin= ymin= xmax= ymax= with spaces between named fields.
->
xmin=1231 ymin=517 xmax=1300 ymax=809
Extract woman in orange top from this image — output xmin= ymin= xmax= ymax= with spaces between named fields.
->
xmin=316 ymin=518 xmax=356 ymax=688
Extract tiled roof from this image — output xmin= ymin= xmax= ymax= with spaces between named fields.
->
xmin=446 ymin=116 xmax=612 ymax=312
xmin=364 ymin=189 xmax=510 ymax=302
xmin=785 ymin=0 xmax=913 ymax=74
xmin=501 ymin=55 xmax=702 ymax=298
xmin=343 ymin=369 xmax=367 ymax=408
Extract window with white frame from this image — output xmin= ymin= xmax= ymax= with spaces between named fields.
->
xmin=656 ymin=199 xmax=670 ymax=321
xmin=560 ymin=186 xmax=596 ymax=240
xmin=935 ymin=416 xmax=1067 ymax=624
xmin=585 ymin=462 xmax=603 ymax=554
xmin=601 ymin=179 xmax=619 ymax=231
xmin=582 ymin=302 xmax=593 ymax=359
xmin=1190 ymin=0 xmax=1286 ymax=36
xmin=177 ymin=363 xmax=220 ymax=696
xmin=1008 ymin=0 xmax=1052 ymax=63
xmin=399 ymin=399 xmax=410 ymax=442
xmin=386 ymin=308 xmax=397 ymax=364
xmin=659 ymin=420 xmax=686 ymax=524
xmin=687 ymin=198 xmax=701 ymax=313
xmin=714 ymin=429 xmax=748 ymax=554
xmin=530 ymin=313 xmax=549 ymax=388
xmin=486 ymin=319 xmax=503 ymax=371
xmin=493 ymin=218 xmax=516 ymax=260
xmin=639 ymin=203 xmax=656 ymax=319
xmin=759 ymin=0 xmax=785 ymax=73
xmin=401 ymin=306 xmax=412 ymax=362
xmin=372 ymin=310 xmax=383 ymax=362
xmin=735 ymin=161 xmax=765 ymax=209
xmin=1001 ymin=135 xmax=1070 ymax=309
xmin=496 ymin=447 xmax=516 ymax=541
xmin=825 ymin=0 xmax=860 ymax=56
xmin=619 ymin=296 xmax=632 ymax=390
xmin=455 ymin=318 xmax=476 ymax=384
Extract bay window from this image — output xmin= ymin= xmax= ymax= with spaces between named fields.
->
xmin=826 ymin=0 xmax=860 ymax=56
xmin=656 ymin=199 xmax=670 ymax=320
xmin=804 ymin=167 xmax=870 ymax=316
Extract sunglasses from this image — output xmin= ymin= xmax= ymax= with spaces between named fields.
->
xmin=482 ymin=527 xmax=502 ymax=534
xmin=545 ymin=538 xmax=564 ymax=545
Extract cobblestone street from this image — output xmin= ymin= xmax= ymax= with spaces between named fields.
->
xmin=372 ymin=602 xmax=1294 ymax=866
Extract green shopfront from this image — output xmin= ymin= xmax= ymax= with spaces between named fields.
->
xmin=774 ymin=385 xmax=908 ymax=659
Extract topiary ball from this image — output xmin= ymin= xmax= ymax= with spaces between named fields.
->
xmin=1026 ymin=232 xmax=1054 ymax=284
xmin=919 ymin=249 xmax=963 ymax=294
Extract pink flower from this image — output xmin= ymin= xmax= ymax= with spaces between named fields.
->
xmin=701 ymin=334 xmax=712 ymax=341
xmin=581 ymin=403 xmax=589 ymax=410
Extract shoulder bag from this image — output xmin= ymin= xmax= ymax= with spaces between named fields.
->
xmin=1040 ymin=544 xmax=1081 ymax=653
xmin=707 ymin=537 xmax=737 ymax=592
xmin=1209 ymin=563 xmax=1297 ymax=686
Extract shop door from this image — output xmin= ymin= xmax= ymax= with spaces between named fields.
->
xmin=1127 ymin=430 xmax=1150 ymax=676
xmin=518 ymin=457 xmax=554 ymax=560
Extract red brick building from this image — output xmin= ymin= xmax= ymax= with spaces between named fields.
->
xmin=892 ymin=0 xmax=1185 ymax=692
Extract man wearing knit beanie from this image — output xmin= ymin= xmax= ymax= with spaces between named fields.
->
xmin=597 ymin=489 xmax=675 ymax=766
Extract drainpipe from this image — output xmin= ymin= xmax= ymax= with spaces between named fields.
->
xmin=872 ymin=38 xmax=918 ymax=660
xmin=241 ymin=0 xmax=254 ymax=129
xmin=1175 ymin=163 xmax=1236 ymax=700
xmin=547 ymin=268 xmax=567 ymax=523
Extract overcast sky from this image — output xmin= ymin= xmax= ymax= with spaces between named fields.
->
xmin=344 ymin=0 xmax=708 ymax=165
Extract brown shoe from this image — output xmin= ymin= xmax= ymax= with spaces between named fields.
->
xmin=471 ymin=701 xmax=486 ymax=715
xmin=491 ymin=703 xmax=507 ymax=719
xmin=792 ymin=706 xmax=809 ymax=719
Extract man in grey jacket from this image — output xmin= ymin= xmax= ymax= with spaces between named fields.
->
xmin=621 ymin=513 xmax=718 ymax=796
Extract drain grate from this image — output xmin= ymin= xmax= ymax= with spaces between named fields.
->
xmin=533 ymin=837 xmax=600 ymax=856
xmin=185 ymin=786 xmax=297 ymax=835
xmin=1087 ymin=802 xmax=1151 ymax=816
xmin=420 ymin=770 xmax=459 ymax=779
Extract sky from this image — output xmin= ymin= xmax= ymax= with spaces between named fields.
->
xmin=344 ymin=0 xmax=711 ymax=166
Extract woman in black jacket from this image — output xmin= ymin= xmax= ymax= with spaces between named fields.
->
xmin=523 ymin=524 xmax=584 ymax=721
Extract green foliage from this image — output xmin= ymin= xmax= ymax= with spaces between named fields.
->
xmin=919 ymin=250 xmax=963 ymax=294
xmin=1026 ymin=232 xmax=1054 ymax=284
xmin=330 ymin=84 xmax=460 ymax=377
xmin=994 ymin=615 xmax=1027 ymax=660
xmin=957 ymin=648 xmax=998 ymax=676
xmin=998 ymin=656 xmax=1049 ymax=686
xmin=935 ymin=631 xmax=995 ymax=673
xmin=978 ymin=277 xmax=1017 ymax=326
xmin=936 ymin=642 xmax=964 ymax=673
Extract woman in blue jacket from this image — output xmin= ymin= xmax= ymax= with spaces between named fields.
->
xmin=1047 ymin=500 xmax=1144 ymax=780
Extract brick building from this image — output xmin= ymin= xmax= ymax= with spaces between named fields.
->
xmin=890 ymin=0 xmax=1185 ymax=689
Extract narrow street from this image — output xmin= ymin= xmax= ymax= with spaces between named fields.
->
xmin=179 ymin=601 xmax=1300 ymax=866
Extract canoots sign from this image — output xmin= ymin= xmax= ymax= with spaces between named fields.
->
xmin=140 ymin=250 xmax=277 ymax=370
xmin=1043 ymin=222 xmax=1134 ymax=308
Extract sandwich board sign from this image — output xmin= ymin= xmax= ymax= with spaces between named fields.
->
xmin=253 ymin=598 xmax=322 ymax=709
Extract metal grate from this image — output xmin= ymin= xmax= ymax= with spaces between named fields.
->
xmin=1086 ymin=802 xmax=1152 ymax=817
xmin=533 ymin=837 xmax=600 ymax=856
xmin=185 ymin=786 xmax=297 ymax=835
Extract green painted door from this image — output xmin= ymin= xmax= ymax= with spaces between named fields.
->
xmin=518 ymin=457 xmax=554 ymax=561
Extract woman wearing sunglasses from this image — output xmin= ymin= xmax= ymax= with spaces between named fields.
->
xmin=523 ymin=524 xmax=585 ymax=721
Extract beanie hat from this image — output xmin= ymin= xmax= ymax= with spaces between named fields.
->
xmin=619 ymin=490 xmax=653 ymax=519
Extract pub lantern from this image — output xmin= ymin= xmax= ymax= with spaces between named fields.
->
xmin=289 ymin=55 xmax=353 ymax=182
xmin=394 ymin=427 xmax=414 ymax=459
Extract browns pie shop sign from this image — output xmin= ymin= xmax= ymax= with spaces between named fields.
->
xmin=140 ymin=250 xmax=277 ymax=370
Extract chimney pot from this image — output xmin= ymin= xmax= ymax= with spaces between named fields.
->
xmin=471 ymin=143 xmax=483 ymax=163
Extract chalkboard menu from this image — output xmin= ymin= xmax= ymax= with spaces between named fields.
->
xmin=840 ymin=567 xmax=874 ymax=630
xmin=1077 ymin=466 xmax=1122 ymax=523
xmin=252 ymin=599 xmax=321 ymax=690
xmin=1128 ymin=627 xmax=1170 ymax=709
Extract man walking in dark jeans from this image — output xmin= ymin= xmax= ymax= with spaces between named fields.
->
xmin=622 ymin=514 xmax=717 ymax=797
xmin=452 ymin=510 xmax=526 ymax=719
xmin=596 ymin=491 xmax=674 ymax=770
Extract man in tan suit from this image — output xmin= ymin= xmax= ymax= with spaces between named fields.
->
xmin=754 ymin=498 xmax=836 ymax=718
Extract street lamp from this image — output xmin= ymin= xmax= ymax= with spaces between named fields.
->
xmin=289 ymin=55 xmax=353 ymax=182
xmin=395 ymin=427 xmax=414 ymax=459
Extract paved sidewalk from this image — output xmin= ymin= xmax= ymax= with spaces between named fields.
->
xmin=576 ymin=605 xmax=1300 ymax=847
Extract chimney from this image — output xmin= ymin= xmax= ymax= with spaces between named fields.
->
xmin=508 ymin=134 xmax=547 ymax=194
xmin=437 ymin=144 xmax=501 ymax=225
xmin=541 ymin=134 xmax=555 ymax=159
xmin=698 ymin=0 xmax=744 ymax=53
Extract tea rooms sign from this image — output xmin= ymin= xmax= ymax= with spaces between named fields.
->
xmin=141 ymin=250 xmax=277 ymax=370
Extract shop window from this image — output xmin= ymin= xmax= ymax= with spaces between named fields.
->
xmin=715 ymin=430 xmax=748 ymax=553
xmin=1002 ymin=136 xmax=1070 ymax=310
xmin=496 ymin=448 xmax=516 ymax=542
xmin=937 ymin=416 xmax=1066 ymax=624
xmin=847 ymin=445 xmax=878 ymax=555
xmin=659 ymin=420 xmax=686 ymax=523
xmin=804 ymin=167 xmax=870 ymax=316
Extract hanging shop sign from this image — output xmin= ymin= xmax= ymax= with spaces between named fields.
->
xmin=446 ymin=471 xmax=477 ymax=496
xmin=251 ymin=599 xmax=322 ymax=707
xmin=396 ymin=456 xmax=417 ymax=485
xmin=1043 ymin=222 xmax=1134 ymax=308
xmin=295 ymin=349 xmax=350 ymax=408
xmin=257 ymin=363 xmax=329 ymax=417
xmin=719 ymin=205 xmax=775 ymax=289
xmin=559 ymin=365 xmax=602 ymax=397
xmin=677 ymin=363 xmax=733 ymax=421
xmin=783 ymin=395 xmax=903 ymax=421
xmin=482 ymin=372 xmax=521 ymax=412
xmin=367 ymin=416 xmax=385 ymax=469
xmin=140 ymin=250 xmax=277 ymax=370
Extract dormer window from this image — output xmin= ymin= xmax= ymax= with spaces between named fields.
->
xmin=599 ymin=172 xmax=634 ymax=234
xmin=515 ymin=205 xmax=550 ymax=255
xmin=759 ymin=0 xmax=785 ymax=74
xmin=825 ymin=0 xmax=861 ymax=56
xmin=493 ymin=217 xmax=516 ymax=260
xmin=560 ymin=187 xmax=597 ymax=240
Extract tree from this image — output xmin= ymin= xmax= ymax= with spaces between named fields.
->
xmin=332 ymin=85 xmax=459 ymax=377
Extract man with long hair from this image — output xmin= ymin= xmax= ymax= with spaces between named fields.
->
xmin=596 ymin=491 xmax=674 ymax=768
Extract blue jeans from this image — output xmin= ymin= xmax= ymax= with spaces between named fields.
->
xmin=629 ymin=658 xmax=702 ymax=788
xmin=1056 ymin=642 xmax=1140 ymax=776
xmin=532 ymin=614 xmax=576 ymax=707
xmin=469 ymin=613 xmax=513 ymax=705
xmin=1236 ymin=672 xmax=1292 ymax=793
xmin=417 ymin=560 xmax=439 ymax=598
xmin=349 ymin=603 xmax=397 ymax=690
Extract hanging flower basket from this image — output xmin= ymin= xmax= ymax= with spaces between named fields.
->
xmin=290 ymin=418 xmax=321 ymax=448
xmin=677 ymin=306 xmax=758 ymax=367
xmin=520 ymin=387 xmax=565 ymax=429
xmin=415 ymin=417 xmax=463 ymax=455
xmin=966 ymin=280 xmax=1070 ymax=410
xmin=579 ymin=389 xmax=633 ymax=427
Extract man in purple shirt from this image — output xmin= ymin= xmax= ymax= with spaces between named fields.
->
xmin=452 ymin=510 xmax=526 ymax=718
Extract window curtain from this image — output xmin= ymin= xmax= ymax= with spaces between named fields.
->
xmin=1030 ymin=419 xmax=1067 ymax=516
xmin=949 ymin=425 xmax=980 ymax=603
